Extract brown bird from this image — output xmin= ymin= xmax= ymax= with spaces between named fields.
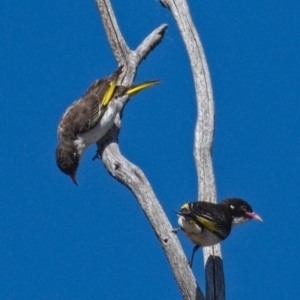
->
xmin=56 ymin=66 xmax=159 ymax=185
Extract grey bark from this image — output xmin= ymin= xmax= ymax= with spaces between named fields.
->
xmin=95 ymin=0 xmax=204 ymax=299
xmin=160 ymin=0 xmax=225 ymax=299
xmin=95 ymin=0 xmax=224 ymax=299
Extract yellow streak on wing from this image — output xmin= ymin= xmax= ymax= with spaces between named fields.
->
xmin=181 ymin=203 xmax=189 ymax=210
xmin=196 ymin=216 xmax=222 ymax=235
xmin=126 ymin=80 xmax=160 ymax=97
xmin=101 ymin=79 xmax=118 ymax=107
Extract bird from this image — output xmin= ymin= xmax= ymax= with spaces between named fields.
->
xmin=56 ymin=65 xmax=159 ymax=185
xmin=174 ymin=198 xmax=263 ymax=267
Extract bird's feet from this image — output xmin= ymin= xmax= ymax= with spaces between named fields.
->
xmin=92 ymin=128 xmax=117 ymax=161
xmin=92 ymin=135 xmax=110 ymax=160
xmin=92 ymin=149 xmax=101 ymax=161
xmin=171 ymin=228 xmax=181 ymax=234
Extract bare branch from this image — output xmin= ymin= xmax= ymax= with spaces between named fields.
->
xmin=95 ymin=0 xmax=130 ymax=65
xmin=135 ymin=25 xmax=168 ymax=63
xmin=95 ymin=0 xmax=204 ymax=299
xmin=160 ymin=0 xmax=225 ymax=299
xmin=97 ymin=130 xmax=204 ymax=300
xmin=95 ymin=0 xmax=167 ymax=83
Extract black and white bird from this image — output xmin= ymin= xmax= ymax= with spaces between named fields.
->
xmin=56 ymin=66 xmax=159 ymax=185
xmin=175 ymin=198 xmax=263 ymax=267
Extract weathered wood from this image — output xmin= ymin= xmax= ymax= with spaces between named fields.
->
xmin=95 ymin=1 xmax=204 ymax=299
xmin=160 ymin=0 xmax=225 ymax=299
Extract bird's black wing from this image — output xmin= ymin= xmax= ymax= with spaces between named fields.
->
xmin=181 ymin=202 xmax=232 ymax=239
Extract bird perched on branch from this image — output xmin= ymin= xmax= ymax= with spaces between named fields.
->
xmin=56 ymin=66 xmax=159 ymax=185
xmin=174 ymin=198 xmax=262 ymax=267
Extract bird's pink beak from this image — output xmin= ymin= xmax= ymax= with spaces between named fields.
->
xmin=246 ymin=212 xmax=263 ymax=222
xmin=70 ymin=173 xmax=78 ymax=186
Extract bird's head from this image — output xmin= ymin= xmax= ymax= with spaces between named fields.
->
xmin=221 ymin=198 xmax=263 ymax=226
xmin=56 ymin=142 xmax=80 ymax=185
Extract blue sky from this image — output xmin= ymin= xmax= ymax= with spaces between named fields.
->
xmin=1 ymin=0 xmax=300 ymax=299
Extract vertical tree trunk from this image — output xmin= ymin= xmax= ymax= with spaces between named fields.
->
xmin=95 ymin=0 xmax=224 ymax=299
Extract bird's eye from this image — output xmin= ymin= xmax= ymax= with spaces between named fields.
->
xmin=241 ymin=205 xmax=247 ymax=210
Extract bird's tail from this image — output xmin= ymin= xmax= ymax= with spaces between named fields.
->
xmin=173 ymin=210 xmax=183 ymax=217
xmin=126 ymin=80 xmax=160 ymax=97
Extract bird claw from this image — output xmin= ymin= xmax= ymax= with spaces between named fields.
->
xmin=92 ymin=151 xmax=101 ymax=161
xmin=93 ymin=137 xmax=108 ymax=160
xmin=92 ymin=128 xmax=116 ymax=161
xmin=171 ymin=228 xmax=180 ymax=234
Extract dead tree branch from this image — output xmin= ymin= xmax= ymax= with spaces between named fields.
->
xmin=95 ymin=0 xmax=204 ymax=299
xmin=160 ymin=0 xmax=225 ymax=299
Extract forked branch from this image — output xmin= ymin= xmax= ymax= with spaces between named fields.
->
xmin=95 ymin=0 xmax=204 ymax=299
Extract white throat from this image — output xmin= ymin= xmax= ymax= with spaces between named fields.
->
xmin=231 ymin=216 xmax=249 ymax=227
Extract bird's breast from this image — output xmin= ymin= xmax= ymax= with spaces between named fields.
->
xmin=79 ymin=101 xmax=121 ymax=146
xmin=178 ymin=216 xmax=223 ymax=246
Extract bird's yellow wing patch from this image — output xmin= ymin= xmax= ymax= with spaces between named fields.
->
xmin=196 ymin=216 xmax=223 ymax=236
xmin=101 ymin=79 xmax=117 ymax=107
xmin=180 ymin=203 xmax=190 ymax=210
xmin=100 ymin=65 xmax=124 ymax=107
